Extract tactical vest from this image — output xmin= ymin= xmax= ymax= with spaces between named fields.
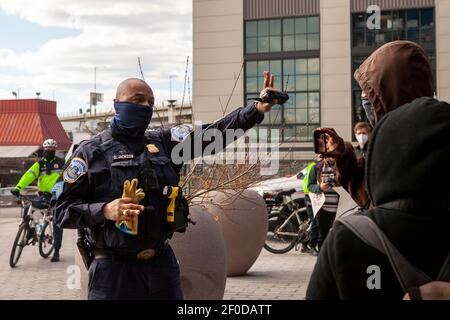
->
xmin=89 ymin=130 xmax=182 ymax=253
xmin=34 ymin=158 xmax=64 ymax=193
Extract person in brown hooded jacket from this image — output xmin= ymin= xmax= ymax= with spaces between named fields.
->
xmin=318 ymin=40 xmax=435 ymax=209
xmin=306 ymin=40 xmax=450 ymax=300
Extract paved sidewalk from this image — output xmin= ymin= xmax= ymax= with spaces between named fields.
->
xmin=0 ymin=208 xmax=316 ymax=300
xmin=224 ymin=249 xmax=316 ymax=300
xmin=0 ymin=210 xmax=79 ymax=300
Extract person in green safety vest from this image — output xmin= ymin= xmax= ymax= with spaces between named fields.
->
xmin=12 ymin=139 xmax=65 ymax=196
xmin=302 ymin=161 xmax=320 ymax=255
xmin=11 ymin=139 xmax=65 ymax=262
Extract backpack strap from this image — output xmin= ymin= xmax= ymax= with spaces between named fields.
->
xmin=338 ymin=215 xmax=432 ymax=292
xmin=437 ymin=252 xmax=450 ymax=281
xmin=379 ymin=200 xmax=450 ymax=282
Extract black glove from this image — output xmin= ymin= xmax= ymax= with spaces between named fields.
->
xmin=11 ymin=189 xmax=20 ymax=197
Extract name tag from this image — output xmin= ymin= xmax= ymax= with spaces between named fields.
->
xmin=113 ymin=154 xmax=135 ymax=161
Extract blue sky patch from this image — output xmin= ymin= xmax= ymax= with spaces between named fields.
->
xmin=0 ymin=10 xmax=80 ymax=52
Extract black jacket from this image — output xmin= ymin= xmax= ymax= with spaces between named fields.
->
xmin=306 ymin=97 xmax=450 ymax=300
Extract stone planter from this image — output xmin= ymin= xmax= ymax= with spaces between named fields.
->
xmin=203 ymin=189 xmax=268 ymax=277
xmin=170 ymin=205 xmax=227 ymax=300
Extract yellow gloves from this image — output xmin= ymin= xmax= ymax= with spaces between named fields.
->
xmin=122 ymin=178 xmax=145 ymax=201
xmin=115 ymin=178 xmax=145 ymax=235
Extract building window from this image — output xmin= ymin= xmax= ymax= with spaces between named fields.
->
xmin=246 ymin=19 xmax=282 ymax=54
xmin=283 ymin=16 xmax=320 ymax=51
xmin=352 ymin=8 xmax=435 ymax=49
xmin=245 ymin=16 xmax=319 ymax=54
xmin=245 ymin=58 xmax=320 ymax=142
xmin=351 ymin=8 xmax=436 ymax=128
xmin=245 ymin=15 xmax=320 ymax=142
xmin=351 ymin=56 xmax=366 ymax=125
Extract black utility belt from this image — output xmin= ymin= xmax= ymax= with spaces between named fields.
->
xmin=94 ymin=241 xmax=169 ymax=261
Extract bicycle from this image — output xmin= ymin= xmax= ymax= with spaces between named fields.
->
xmin=264 ymin=189 xmax=311 ymax=254
xmin=9 ymin=194 xmax=55 ymax=268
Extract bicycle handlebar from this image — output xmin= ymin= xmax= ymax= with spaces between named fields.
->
xmin=14 ymin=194 xmax=52 ymax=210
xmin=14 ymin=194 xmax=34 ymax=202
xmin=276 ymin=189 xmax=297 ymax=197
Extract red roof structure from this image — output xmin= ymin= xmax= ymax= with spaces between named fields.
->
xmin=0 ymin=99 xmax=71 ymax=150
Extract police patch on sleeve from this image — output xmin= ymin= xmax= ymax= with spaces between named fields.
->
xmin=170 ymin=124 xmax=194 ymax=142
xmin=63 ymin=157 xmax=88 ymax=184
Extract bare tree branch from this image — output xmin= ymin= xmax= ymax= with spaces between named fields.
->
xmin=223 ymin=62 xmax=244 ymax=116
xmin=138 ymin=56 xmax=165 ymax=128
xmin=178 ymin=56 xmax=190 ymax=124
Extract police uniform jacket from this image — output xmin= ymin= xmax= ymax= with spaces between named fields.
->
xmin=55 ymin=102 xmax=264 ymax=253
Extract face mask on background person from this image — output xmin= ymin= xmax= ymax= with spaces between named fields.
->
xmin=356 ymin=134 xmax=369 ymax=146
xmin=111 ymin=101 xmax=153 ymax=138
xmin=43 ymin=149 xmax=55 ymax=160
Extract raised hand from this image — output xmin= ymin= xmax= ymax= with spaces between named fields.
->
xmin=256 ymin=71 xmax=281 ymax=113
xmin=314 ymin=128 xmax=346 ymax=158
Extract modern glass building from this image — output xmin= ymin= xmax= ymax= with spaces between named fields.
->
xmin=351 ymin=6 xmax=437 ymax=125
xmin=193 ymin=0 xmax=449 ymax=163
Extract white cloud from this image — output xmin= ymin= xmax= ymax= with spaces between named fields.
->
xmin=0 ymin=0 xmax=192 ymax=113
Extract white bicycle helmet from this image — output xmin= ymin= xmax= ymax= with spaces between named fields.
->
xmin=43 ymin=139 xmax=58 ymax=149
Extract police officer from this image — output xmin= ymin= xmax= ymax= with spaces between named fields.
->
xmin=12 ymin=139 xmax=65 ymax=262
xmin=55 ymin=72 xmax=281 ymax=300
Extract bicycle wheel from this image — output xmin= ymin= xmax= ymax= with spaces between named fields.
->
xmin=264 ymin=212 xmax=298 ymax=254
xmin=10 ymin=223 xmax=29 ymax=268
xmin=39 ymin=221 xmax=54 ymax=258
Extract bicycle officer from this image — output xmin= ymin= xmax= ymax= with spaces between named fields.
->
xmin=11 ymin=139 xmax=65 ymax=262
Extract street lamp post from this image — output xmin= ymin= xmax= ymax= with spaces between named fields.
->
xmin=169 ymin=75 xmax=177 ymax=101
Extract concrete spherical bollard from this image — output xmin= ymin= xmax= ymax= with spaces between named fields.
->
xmin=170 ymin=205 xmax=227 ymax=300
xmin=203 ymin=189 xmax=268 ymax=277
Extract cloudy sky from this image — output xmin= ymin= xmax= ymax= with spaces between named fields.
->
xmin=0 ymin=0 xmax=192 ymax=114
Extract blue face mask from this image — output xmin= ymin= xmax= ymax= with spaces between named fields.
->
xmin=362 ymin=98 xmax=377 ymax=129
xmin=111 ymin=101 xmax=153 ymax=138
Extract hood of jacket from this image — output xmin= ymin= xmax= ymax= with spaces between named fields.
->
xmin=365 ymin=97 xmax=450 ymax=211
xmin=354 ymin=41 xmax=434 ymax=121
